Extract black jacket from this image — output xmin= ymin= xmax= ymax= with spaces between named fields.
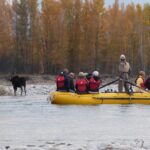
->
xmin=68 ymin=76 xmax=75 ymax=91
xmin=144 ymin=77 xmax=150 ymax=90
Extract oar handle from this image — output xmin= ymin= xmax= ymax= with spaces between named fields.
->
xmin=124 ymin=80 xmax=150 ymax=93
xmin=99 ymin=78 xmax=120 ymax=90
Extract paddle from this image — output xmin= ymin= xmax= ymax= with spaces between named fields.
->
xmin=99 ymin=78 xmax=120 ymax=90
xmin=124 ymin=80 xmax=150 ymax=93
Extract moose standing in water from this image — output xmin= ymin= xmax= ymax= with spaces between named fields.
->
xmin=10 ymin=75 xmax=26 ymax=96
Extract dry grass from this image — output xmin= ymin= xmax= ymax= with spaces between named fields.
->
xmin=0 ymin=86 xmax=11 ymax=96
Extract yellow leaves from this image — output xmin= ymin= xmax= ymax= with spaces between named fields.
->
xmin=0 ymin=0 xmax=150 ymax=73
xmin=92 ymin=0 xmax=104 ymax=22
xmin=42 ymin=0 xmax=61 ymax=16
xmin=0 ymin=0 xmax=13 ymax=57
xmin=143 ymin=4 xmax=150 ymax=26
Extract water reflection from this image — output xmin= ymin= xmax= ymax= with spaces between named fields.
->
xmin=0 ymin=95 xmax=150 ymax=149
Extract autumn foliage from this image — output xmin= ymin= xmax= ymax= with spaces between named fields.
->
xmin=0 ymin=0 xmax=150 ymax=75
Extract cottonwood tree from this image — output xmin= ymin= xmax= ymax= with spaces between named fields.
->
xmin=0 ymin=0 xmax=13 ymax=72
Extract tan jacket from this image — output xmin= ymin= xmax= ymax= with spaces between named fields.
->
xmin=119 ymin=61 xmax=131 ymax=79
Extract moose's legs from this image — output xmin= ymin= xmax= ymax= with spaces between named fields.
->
xmin=20 ymin=86 xmax=26 ymax=95
xmin=12 ymin=85 xmax=26 ymax=96
xmin=24 ymin=85 xmax=26 ymax=95
xmin=13 ymin=86 xmax=17 ymax=96
xmin=20 ymin=87 xmax=23 ymax=95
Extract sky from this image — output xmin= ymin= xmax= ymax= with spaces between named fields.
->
xmin=105 ymin=0 xmax=150 ymax=7
xmin=7 ymin=0 xmax=150 ymax=7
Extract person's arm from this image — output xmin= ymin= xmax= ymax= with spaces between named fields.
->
xmin=118 ymin=63 xmax=124 ymax=78
xmin=99 ymin=79 xmax=102 ymax=87
xmin=126 ymin=61 xmax=131 ymax=75
xmin=70 ymin=79 xmax=75 ymax=91
xmin=129 ymin=65 xmax=131 ymax=75
xmin=75 ymin=80 xmax=78 ymax=92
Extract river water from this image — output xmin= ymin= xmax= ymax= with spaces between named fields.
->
xmin=0 ymin=86 xmax=150 ymax=149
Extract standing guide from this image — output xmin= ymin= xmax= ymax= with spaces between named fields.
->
xmin=118 ymin=54 xmax=132 ymax=93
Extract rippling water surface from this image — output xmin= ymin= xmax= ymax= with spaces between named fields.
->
xmin=0 ymin=94 xmax=150 ymax=149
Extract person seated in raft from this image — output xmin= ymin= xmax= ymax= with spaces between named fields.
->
xmin=85 ymin=73 xmax=92 ymax=81
xmin=68 ymin=72 xmax=75 ymax=92
xmin=63 ymin=68 xmax=70 ymax=91
xmin=135 ymin=71 xmax=145 ymax=92
xmin=75 ymin=72 xmax=88 ymax=94
xmin=56 ymin=68 xmax=69 ymax=92
xmin=88 ymin=71 xmax=102 ymax=93
xmin=144 ymin=75 xmax=150 ymax=90
xmin=56 ymin=71 xmax=66 ymax=91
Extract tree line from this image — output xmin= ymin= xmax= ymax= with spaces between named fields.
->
xmin=0 ymin=0 xmax=150 ymax=75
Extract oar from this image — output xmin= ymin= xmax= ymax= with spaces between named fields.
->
xmin=99 ymin=78 xmax=120 ymax=90
xmin=124 ymin=80 xmax=150 ymax=93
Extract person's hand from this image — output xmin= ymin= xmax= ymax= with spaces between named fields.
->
xmin=119 ymin=75 xmax=123 ymax=80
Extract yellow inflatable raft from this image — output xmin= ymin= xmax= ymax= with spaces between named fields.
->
xmin=50 ymin=91 xmax=150 ymax=105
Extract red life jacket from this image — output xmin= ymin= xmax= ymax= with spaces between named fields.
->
xmin=76 ymin=79 xmax=87 ymax=92
xmin=140 ymin=77 xmax=145 ymax=88
xmin=89 ymin=77 xmax=101 ymax=91
xmin=56 ymin=75 xmax=65 ymax=88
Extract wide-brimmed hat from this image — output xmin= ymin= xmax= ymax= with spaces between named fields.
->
xmin=139 ymin=71 xmax=145 ymax=76
xmin=78 ymin=72 xmax=84 ymax=77
xmin=120 ymin=54 xmax=126 ymax=60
